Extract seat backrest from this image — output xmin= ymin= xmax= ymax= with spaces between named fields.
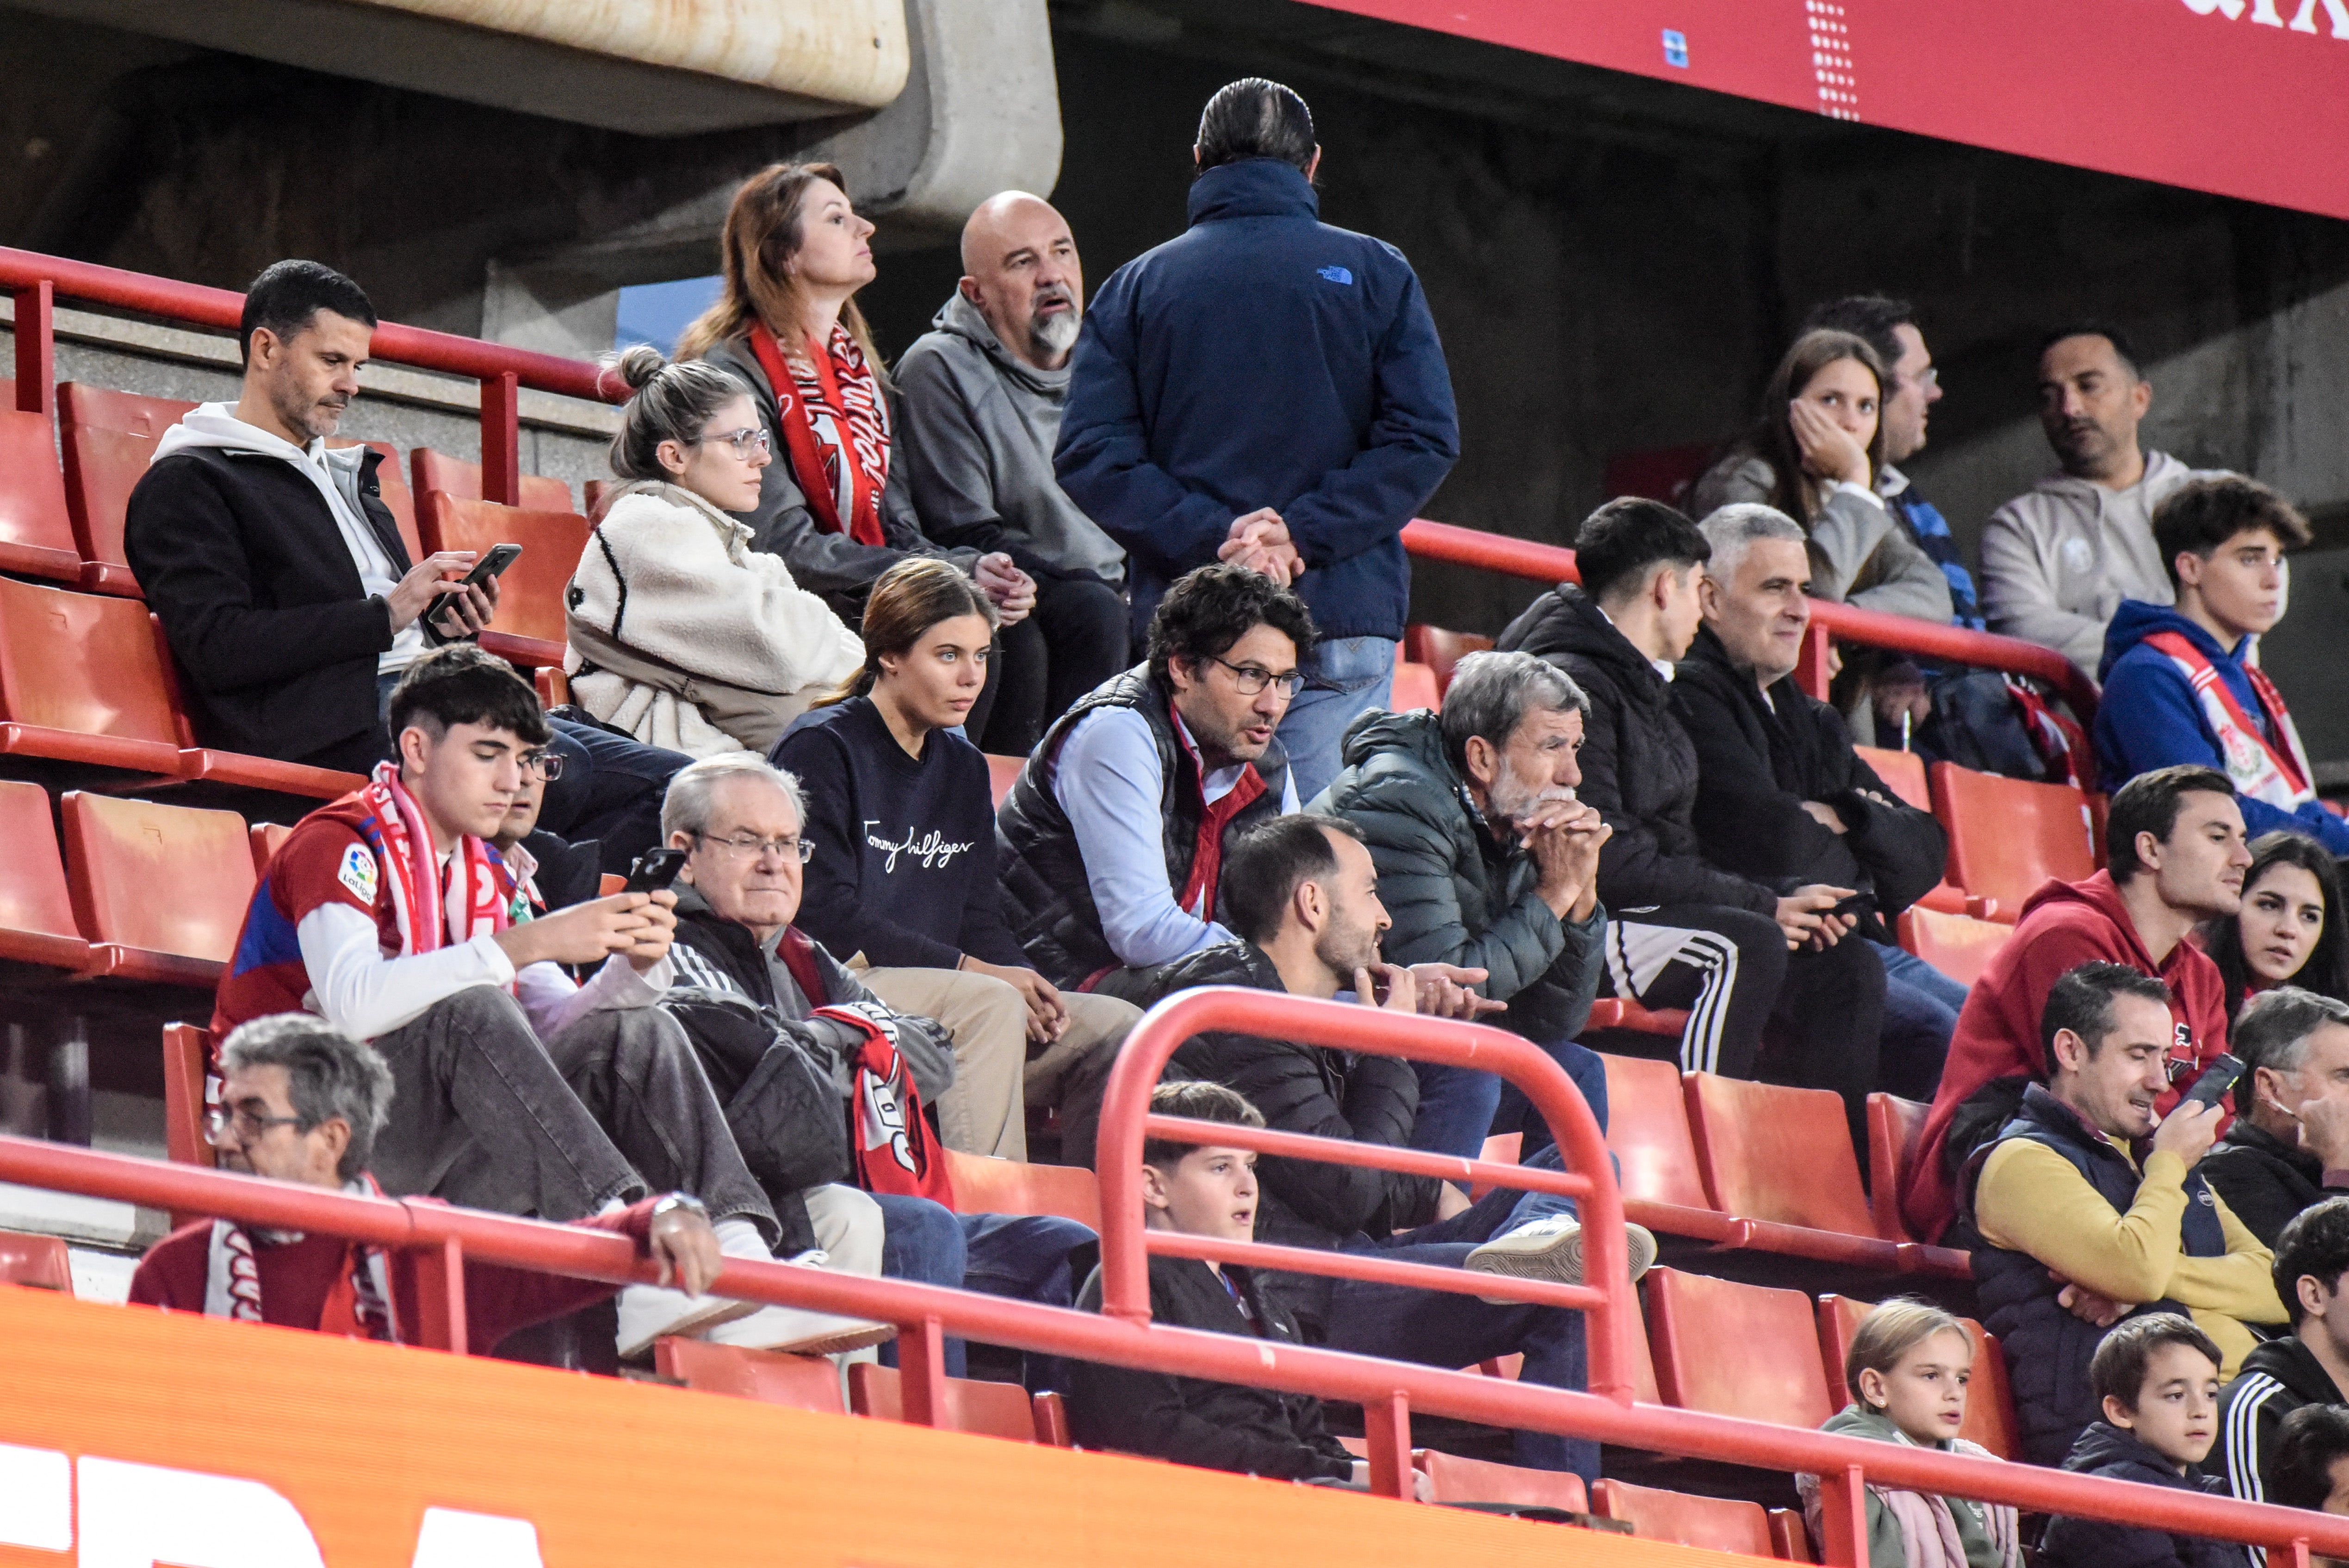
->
xmin=410 ymin=447 xmax=575 ymax=514
xmin=1684 ymin=1072 xmax=1875 ymax=1235
xmin=1402 ymin=625 xmax=1494 ymax=694
xmin=1930 ymin=761 xmax=2096 ymax=913
xmin=58 ymin=383 xmax=198 ymax=579
xmin=1414 ymin=1450 xmax=1589 ymax=1512
xmin=940 ymin=1149 xmax=1103 ymax=1230
xmin=249 ymin=821 xmax=293 ymax=877
xmin=846 ymin=1363 xmax=1041 ymax=1441
xmin=1814 ymin=1295 xmax=2018 ymax=1460
xmin=0 ymin=576 xmax=185 ymax=744
xmin=1853 ymin=745 xmax=1932 ymax=813
xmin=1895 ymin=907 xmax=2013 ymax=988
xmin=984 ymin=755 xmax=1023 ymax=810
xmin=1644 ymin=1267 xmax=1835 ymax=1428
xmin=652 ymin=1338 xmax=847 ymax=1413
xmin=325 ymin=439 xmax=424 ymax=564
xmin=162 ymin=1022 xmax=213 ymax=1169
xmin=418 ymin=494 xmax=587 ymax=646
xmin=1599 ymin=1052 xmax=1716 ymax=1212
xmin=1390 ymin=656 xmax=1442 ymax=713
xmin=0 ymin=780 xmax=86 ymax=944
xmin=1591 ymin=1478 xmax=1774 ymax=1555
xmin=0 ymin=1229 xmax=73 ymax=1293
xmin=0 ymin=380 xmax=81 ymax=578
xmin=1770 ymin=1507 xmax=1815 ymax=1562
xmin=1866 ymin=1093 xmax=1931 ymax=1243
xmin=61 ymin=793 xmax=257 ymax=961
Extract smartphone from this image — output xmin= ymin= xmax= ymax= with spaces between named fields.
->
xmin=621 ymin=847 xmax=687 ymax=897
xmin=1826 ymin=892 xmax=1873 ymax=920
xmin=2177 ymin=1053 xmax=2246 ymax=1114
xmin=424 ymin=542 xmax=523 ymax=627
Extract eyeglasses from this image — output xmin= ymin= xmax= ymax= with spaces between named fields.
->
xmin=697 ymin=426 xmax=771 ymax=460
xmin=1207 ymin=655 xmax=1305 ymax=699
xmin=204 ymin=1104 xmax=311 ymax=1147
xmin=1908 ymin=366 xmax=1940 ymax=393
xmin=694 ymin=830 xmax=813 ymax=863
xmin=518 ymin=749 xmax=565 ymax=781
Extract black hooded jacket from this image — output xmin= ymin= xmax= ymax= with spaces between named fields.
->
xmin=2040 ymin=1421 xmax=2236 ymax=1568
xmin=2213 ymin=1332 xmax=2346 ymax=1520
xmin=2200 ymin=1117 xmax=2346 ymax=1250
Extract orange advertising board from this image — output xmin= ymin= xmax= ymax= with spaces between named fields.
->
xmin=0 ymin=1284 xmax=1760 ymax=1568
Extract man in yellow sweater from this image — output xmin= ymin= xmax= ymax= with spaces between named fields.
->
xmin=1964 ymin=960 xmax=2285 ymax=1464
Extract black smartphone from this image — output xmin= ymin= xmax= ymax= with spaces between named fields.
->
xmin=2177 ymin=1053 xmax=2247 ymax=1113
xmin=1827 ymin=892 xmax=1873 ymax=920
xmin=424 ymin=541 xmax=522 ymax=627
xmin=621 ymin=847 xmax=687 ymax=897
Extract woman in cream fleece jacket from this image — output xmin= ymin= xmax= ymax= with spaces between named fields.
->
xmin=566 ymin=347 xmax=865 ymax=756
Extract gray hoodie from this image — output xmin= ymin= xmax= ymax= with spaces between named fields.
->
xmin=893 ymin=292 xmax=1126 ymax=584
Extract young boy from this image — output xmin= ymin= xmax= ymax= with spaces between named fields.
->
xmin=1066 ymin=1081 xmax=1426 ymax=1494
xmin=2041 ymin=1314 xmax=2237 ymax=1568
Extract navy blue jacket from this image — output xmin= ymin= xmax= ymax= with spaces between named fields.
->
xmin=2093 ymin=600 xmax=2349 ymax=855
xmin=2040 ymin=1422 xmax=2236 ymax=1568
xmin=1054 ymin=158 xmax=1459 ymax=643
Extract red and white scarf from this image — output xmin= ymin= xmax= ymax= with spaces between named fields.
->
xmin=360 ymin=761 xmax=512 ymax=958
xmin=205 ymin=1174 xmax=399 ymax=1342
xmin=749 ymin=322 xmax=891 ymax=548
xmin=772 ymin=928 xmax=954 ymax=1204
xmin=2143 ymin=630 xmax=2315 ymax=810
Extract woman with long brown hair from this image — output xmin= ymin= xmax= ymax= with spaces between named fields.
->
xmin=773 ymin=558 xmax=1138 ymax=1163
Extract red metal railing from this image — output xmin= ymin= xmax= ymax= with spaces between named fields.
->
xmin=2 ymin=990 xmax=2346 ymax=1566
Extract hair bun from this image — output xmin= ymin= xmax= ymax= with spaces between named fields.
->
xmin=613 ymin=342 xmax=670 ymax=391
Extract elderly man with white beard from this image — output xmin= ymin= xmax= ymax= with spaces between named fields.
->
xmin=896 ymin=192 xmax=1132 ymax=755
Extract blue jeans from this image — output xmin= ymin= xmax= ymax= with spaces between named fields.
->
xmin=1277 ymin=635 xmax=1396 ymax=806
xmin=1872 ymin=941 xmax=1967 ymax=1101
xmin=873 ymin=1195 xmax=1095 ymax=1384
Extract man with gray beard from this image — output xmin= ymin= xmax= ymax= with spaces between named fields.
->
xmin=897 ymin=192 xmax=1131 ymax=754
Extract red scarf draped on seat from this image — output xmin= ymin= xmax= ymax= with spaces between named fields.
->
xmin=774 ymin=927 xmax=954 ymax=1204
xmin=749 ymin=322 xmax=891 ymax=548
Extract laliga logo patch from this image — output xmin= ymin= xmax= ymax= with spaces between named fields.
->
xmin=336 ymin=844 xmax=378 ymax=904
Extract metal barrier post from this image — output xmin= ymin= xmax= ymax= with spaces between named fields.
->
xmin=409 ymin=1236 xmax=470 ymax=1354
xmin=899 ymin=1312 xmax=949 ymax=1427
xmin=481 ymin=370 xmax=521 ymax=505
xmin=12 ymin=281 xmax=52 ymax=415
xmin=1815 ymin=1464 xmax=1870 ymax=1568
xmin=1363 ymin=1391 xmax=1415 ymax=1501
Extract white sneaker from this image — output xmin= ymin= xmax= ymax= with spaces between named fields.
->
xmin=1464 ymin=1216 xmax=1659 ymax=1303
xmin=701 ymin=1302 xmax=897 ymax=1357
xmin=616 ymin=1281 xmax=761 ymax=1359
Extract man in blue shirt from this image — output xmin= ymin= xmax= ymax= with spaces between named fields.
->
xmin=1054 ymin=77 xmax=1460 ymax=803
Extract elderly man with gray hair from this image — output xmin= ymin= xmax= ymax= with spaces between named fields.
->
xmin=1672 ymin=502 xmax=1959 ymax=1106
xmin=2203 ymin=986 xmax=2349 ymax=1246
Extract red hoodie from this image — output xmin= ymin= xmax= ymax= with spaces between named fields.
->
xmin=1898 ymin=871 xmax=2231 ymax=1243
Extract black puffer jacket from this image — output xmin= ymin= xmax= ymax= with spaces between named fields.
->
xmin=1496 ymin=584 xmax=1774 ymax=915
xmin=1317 ymin=707 xmax=1604 ymax=1043
xmin=2040 ymin=1422 xmax=2236 ymax=1568
xmin=1137 ymin=941 xmax=1440 ymax=1325
xmin=1670 ymin=625 xmax=1948 ymax=943
xmin=2200 ymin=1117 xmax=2343 ymax=1250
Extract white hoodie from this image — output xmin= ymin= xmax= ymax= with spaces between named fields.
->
xmin=151 ymin=403 xmax=422 ymax=673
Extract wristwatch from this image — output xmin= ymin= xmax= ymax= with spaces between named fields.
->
xmin=649 ymin=1192 xmax=709 ymax=1223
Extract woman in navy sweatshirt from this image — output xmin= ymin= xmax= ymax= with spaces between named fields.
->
xmin=775 ymin=559 xmax=1138 ymax=1165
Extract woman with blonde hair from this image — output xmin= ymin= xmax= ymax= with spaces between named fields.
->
xmin=564 ymin=346 xmax=865 ymax=757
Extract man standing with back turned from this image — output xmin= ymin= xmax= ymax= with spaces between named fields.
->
xmin=1055 ymin=77 xmax=1460 ymax=803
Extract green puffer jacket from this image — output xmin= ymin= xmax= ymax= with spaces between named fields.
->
xmin=1314 ymin=708 xmax=1605 ymax=1044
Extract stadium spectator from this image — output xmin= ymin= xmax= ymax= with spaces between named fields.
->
xmin=1054 ymin=77 xmax=1459 ymax=802
xmin=998 ymin=563 xmax=1311 ymax=1001
xmin=1980 ymin=327 xmax=2227 ymax=670
xmin=1066 ymin=1080 xmax=1430 ymax=1495
xmin=2202 ymin=990 xmax=2349 ymax=1246
xmin=1496 ymin=499 xmax=1885 ymax=1146
xmin=130 ymin=1014 xmax=735 ymax=1352
xmin=1902 ymin=766 xmax=2247 ymax=1242
xmin=563 ymin=346 xmax=862 ymax=757
xmin=679 ymin=161 xmax=1035 ymax=739
xmin=486 ymin=743 xmax=600 ymax=914
xmin=211 ymin=650 xmax=889 ymax=1357
xmin=775 ymin=559 xmax=1138 ymax=1161
xmin=657 ymin=754 xmax=1097 ymax=1377
xmin=1135 ymin=812 xmax=1607 ymax=1477
xmin=2213 ymin=1198 xmax=2349 ymax=1534
xmin=1315 ymin=650 xmax=1608 ymax=1161
xmin=1796 ymin=1298 xmax=2021 ymax=1568
xmin=2271 ymin=1405 xmax=2349 ymax=1519
xmin=2040 ymin=1315 xmax=2233 ymax=1568
xmin=1675 ymin=505 xmax=1960 ymax=1099
xmin=2096 ymin=478 xmax=2344 ymax=855
xmin=125 ymin=257 xmax=685 ymax=870
xmin=896 ymin=191 xmax=1129 ymax=755
xmin=1961 ymin=964 xmax=2282 ymax=1466
xmin=2200 ymin=834 xmax=2349 ymax=1020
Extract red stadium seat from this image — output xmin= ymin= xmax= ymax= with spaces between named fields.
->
xmin=1896 ymin=907 xmax=2012 ymax=988
xmin=0 ymin=574 xmax=187 ymax=772
xmin=1582 ymin=998 xmax=1692 ymax=1037
xmin=1402 ymin=626 xmax=1493 ymax=694
xmin=1602 ymin=442 xmax=1721 ymax=507
xmin=326 ymin=438 xmax=424 ymax=564
xmin=1390 ymin=656 xmax=1441 ymax=713
xmin=1591 ymin=1477 xmax=1777 ymax=1555
xmin=0 ymin=1230 xmax=73 ymax=1293
xmin=61 ymin=792 xmax=256 ymax=987
xmin=939 ymin=1150 xmax=1103 ymax=1230
xmin=1815 ymin=1295 xmax=2019 ymax=1460
xmin=409 ymin=447 xmax=575 ymax=514
xmin=652 ymin=1339 xmax=847 ymax=1414
xmin=0 ymin=780 xmax=93 ymax=972
xmin=1866 ymin=1093 xmax=1931 ymax=1243
xmin=162 ymin=1022 xmax=213 ymax=1169
xmin=1032 ymin=1390 xmax=1072 ymax=1447
xmin=534 ymin=667 xmax=570 ymax=710
xmin=847 ymin=1363 xmax=1069 ymax=1444
xmin=985 ymin=754 xmax=1023 ymax=810
xmin=249 ymin=821 xmax=292 ymax=877
xmin=1643 ymin=1268 xmax=1836 ymax=1430
xmin=1599 ymin=1053 xmax=1717 ymax=1215
xmin=1772 ymin=1509 xmax=1816 ymax=1562
xmin=1853 ymin=745 xmax=1930 ymax=812
xmin=583 ymin=478 xmax=612 ymax=521
xmin=1685 ymin=1073 xmax=1876 ymax=1237
xmin=0 ymin=380 xmax=87 ymax=583
xmin=1413 ymin=1450 xmax=1590 ymax=1511
xmin=1929 ymin=762 xmax=2095 ymax=922
xmin=418 ymin=493 xmax=586 ymax=668
xmin=57 ymin=382 xmax=197 ymax=597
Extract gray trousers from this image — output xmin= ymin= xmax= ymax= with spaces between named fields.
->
xmin=368 ymin=985 xmax=780 ymax=1246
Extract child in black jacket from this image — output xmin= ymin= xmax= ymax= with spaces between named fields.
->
xmin=2041 ymin=1314 xmax=2236 ymax=1568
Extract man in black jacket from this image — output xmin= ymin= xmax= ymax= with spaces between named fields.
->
xmin=1139 ymin=812 xmax=1611 ymax=1478
xmin=1498 ymin=498 xmax=1885 ymax=1137
xmin=1675 ymin=503 xmax=1959 ymax=1100
xmin=2216 ymin=1198 xmax=2349 ymax=1556
xmin=2204 ymin=987 xmax=2349 ymax=1247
